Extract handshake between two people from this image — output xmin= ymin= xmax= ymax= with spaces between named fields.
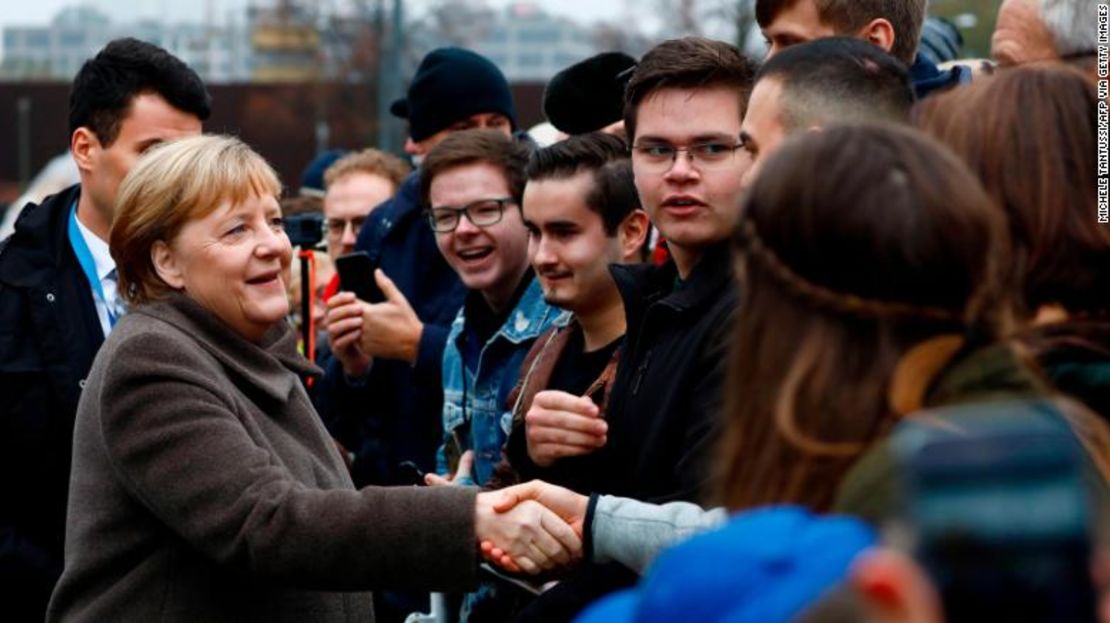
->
xmin=430 ymin=388 xmax=608 ymax=575
xmin=472 ymin=479 xmax=590 ymax=576
xmin=427 ymin=452 xmax=588 ymax=575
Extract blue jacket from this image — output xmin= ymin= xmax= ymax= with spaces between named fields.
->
xmin=315 ymin=170 xmax=467 ymax=486
xmin=437 ymin=278 xmax=558 ymax=486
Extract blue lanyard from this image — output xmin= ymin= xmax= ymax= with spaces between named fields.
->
xmin=68 ymin=204 xmax=118 ymax=327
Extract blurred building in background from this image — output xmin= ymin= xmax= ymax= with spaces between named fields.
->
xmin=249 ymin=1 xmax=320 ymax=82
xmin=2 ymin=5 xmax=252 ymax=82
xmin=407 ymin=2 xmax=598 ymax=81
xmin=0 ymin=1 xmax=623 ymax=84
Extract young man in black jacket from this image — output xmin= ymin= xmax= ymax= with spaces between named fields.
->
xmin=0 ymin=38 xmax=209 ymax=619
xmin=512 ymin=37 xmax=757 ymax=621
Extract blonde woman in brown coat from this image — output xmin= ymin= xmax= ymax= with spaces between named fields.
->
xmin=46 ymin=135 xmax=580 ymax=623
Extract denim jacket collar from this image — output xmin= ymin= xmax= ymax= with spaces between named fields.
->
xmin=454 ymin=277 xmax=557 ymax=347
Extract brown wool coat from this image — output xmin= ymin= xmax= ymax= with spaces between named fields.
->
xmin=46 ymin=293 xmax=478 ymax=623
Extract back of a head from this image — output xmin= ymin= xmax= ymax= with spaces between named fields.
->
xmin=916 ymin=64 xmax=1106 ymax=316
xmin=755 ymin=0 xmax=927 ymax=64
xmin=757 ymin=37 xmax=915 ymax=130
xmin=526 ymin=132 xmax=640 ymax=234
xmin=743 ymin=124 xmax=1007 ymax=322
xmin=69 ymin=38 xmax=211 ymax=146
xmin=623 ymin=37 xmax=758 ymax=140
xmin=716 ymin=124 xmax=1010 ymax=512
xmin=419 ymin=129 xmax=531 ymax=208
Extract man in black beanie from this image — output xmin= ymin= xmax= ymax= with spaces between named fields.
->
xmin=393 ymin=47 xmax=518 ymax=162
xmin=320 ymin=47 xmax=517 ymax=488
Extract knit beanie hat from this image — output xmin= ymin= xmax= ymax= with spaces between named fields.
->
xmin=390 ymin=47 xmax=517 ymax=142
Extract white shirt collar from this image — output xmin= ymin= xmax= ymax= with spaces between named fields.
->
xmin=73 ymin=211 xmax=116 ymax=281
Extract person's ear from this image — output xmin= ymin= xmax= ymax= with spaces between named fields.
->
xmin=618 ymin=210 xmax=651 ymax=263
xmin=71 ymin=127 xmax=100 ymax=176
xmin=850 ymin=548 xmax=944 ymax=623
xmin=151 ymin=240 xmax=185 ymax=290
xmin=858 ymin=18 xmax=897 ymax=56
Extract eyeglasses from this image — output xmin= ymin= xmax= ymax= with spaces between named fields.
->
xmin=426 ymin=197 xmax=515 ymax=233
xmin=631 ymin=140 xmax=745 ymax=173
xmin=324 ymin=216 xmax=368 ymax=239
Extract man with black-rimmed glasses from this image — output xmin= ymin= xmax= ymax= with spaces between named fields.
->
xmin=398 ymin=129 xmax=560 ymax=490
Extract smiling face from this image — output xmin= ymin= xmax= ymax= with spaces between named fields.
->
xmin=430 ymin=162 xmax=531 ymax=311
xmin=522 ymin=172 xmax=624 ymax=314
xmin=631 ymin=86 xmax=749 ymax=275
xmin=154 ymin=193 xmax=292 ymax=343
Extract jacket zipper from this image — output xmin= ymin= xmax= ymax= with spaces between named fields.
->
xmin=631 ymin=348 xmax=654 ymax=396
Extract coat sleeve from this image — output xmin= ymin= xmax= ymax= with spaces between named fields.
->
xmin=95 ymin=331 xmax=479 ymax=593
xmin=591 ymin=495 xmax=728 ymax=573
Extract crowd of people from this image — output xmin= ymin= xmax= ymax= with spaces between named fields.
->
xmin=0 ymin=0 xmax=1106 ymax=622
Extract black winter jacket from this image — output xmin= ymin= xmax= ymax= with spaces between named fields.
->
xmin=513 ymin=243 xmax=739 ymax=623
xmin=0 ymin=185 xmax=104 ymax=620
xmin=599 ymin=242 xmax=738 ymax=503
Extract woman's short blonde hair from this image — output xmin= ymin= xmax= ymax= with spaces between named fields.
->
xmin=111 ymin=134 xmax=282 ymax=306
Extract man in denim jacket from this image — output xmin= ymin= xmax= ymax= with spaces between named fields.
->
xmin=413 ymin=130 xmax=559 ymax=488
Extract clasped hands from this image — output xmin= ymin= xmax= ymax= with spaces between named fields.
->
xmin=426 ymin=452 xmax=589 ymax=575
xmin=474 ymin=480 xmax=590 ymax=576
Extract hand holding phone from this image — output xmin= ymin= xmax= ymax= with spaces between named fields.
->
xmin=335 ymin=251 xmax=380 ymax=303
xmin=331 ymin=260 xmax=424 ymax=365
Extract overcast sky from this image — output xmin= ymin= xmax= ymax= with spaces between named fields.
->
xmin=0 ymin=0 xmax=634 ymax=32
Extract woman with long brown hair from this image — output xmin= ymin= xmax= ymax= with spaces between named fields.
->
xmin=917 ymin=64 xmax=1110 ymax=420
xmin=714 ymin=122 xmax=1025 ymax=511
